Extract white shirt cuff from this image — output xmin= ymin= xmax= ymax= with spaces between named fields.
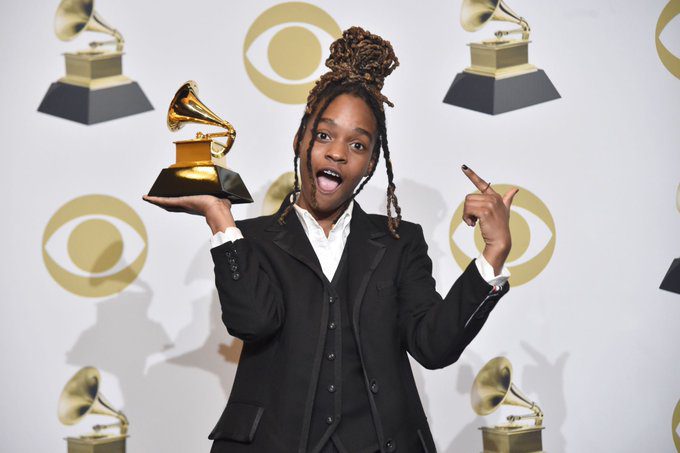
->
xmin=475 ymin=253 xmax=510 ymax=288
xmin=210 ymin=227 xmax=244 ymax=249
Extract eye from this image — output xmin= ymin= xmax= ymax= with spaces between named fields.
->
xmin=42 ymin=195 xmax=148 ymax=298
xmin=316 ymin=131 xmax=330 ymax=141
xmin=449 ymin=184 xmax=556 ymax=287
xmin=352 ymin=142 xmax=366 ymax=151
xmin=656 ymin=1 xmax=680 ymax=79
xmin=243 ymin=3 xmax=342 ymax=103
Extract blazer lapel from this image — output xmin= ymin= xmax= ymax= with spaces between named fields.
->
xmin=266 ymin=201 xmax=326 ymax=283
xmin=347 ymin=203 xmax=388 ymax=334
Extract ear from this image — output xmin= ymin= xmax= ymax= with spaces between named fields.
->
xmin=365 ymin=157 xmax=376 ymax=176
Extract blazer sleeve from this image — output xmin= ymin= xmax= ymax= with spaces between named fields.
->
xmin=211 ymin=239 xmax=285 ymax=343
xmin=397 ymin=224 xmax=509 ymax=369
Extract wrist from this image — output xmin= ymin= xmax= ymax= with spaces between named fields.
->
xmin=482 ymin=244 xmax=509 ymax=276
xmin=206 ymin=203 xmax=235 ymax=234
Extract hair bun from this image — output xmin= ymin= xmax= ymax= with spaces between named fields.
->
xmin=325 ymin=26 xmax=399 ymax=91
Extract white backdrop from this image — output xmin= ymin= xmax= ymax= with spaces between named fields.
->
xmin=1 ymin=1 xmax=680 ymax=452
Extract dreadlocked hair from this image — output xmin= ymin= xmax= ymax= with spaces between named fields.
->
xmin=278 ymin=26 xmax=402 ymax=239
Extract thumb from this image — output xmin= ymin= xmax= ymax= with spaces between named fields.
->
xmin=503 ymin=188 xmax=520 ymax=209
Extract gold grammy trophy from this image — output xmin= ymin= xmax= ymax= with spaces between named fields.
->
xmin=147 ymin=81 xmax=253 ymax=203
xmin=38 ymin=0 xmax=152 ymax=124
xmin=58 ymin=367 xmax=129 ymax=453
xmin=443 ymin=0 xmax=560 ymax=114
xmin=471 ymin=357 xmax=544 ymax=453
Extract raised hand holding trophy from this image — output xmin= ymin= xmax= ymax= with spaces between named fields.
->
xmin=147 ymin=81 xmax=253 ymax=205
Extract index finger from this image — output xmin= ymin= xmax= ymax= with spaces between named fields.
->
xmin=461 ymin=164 xmax=491 ymax=192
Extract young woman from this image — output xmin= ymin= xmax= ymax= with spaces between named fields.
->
xmin=145 ymin=27 xmax=517 ymax=453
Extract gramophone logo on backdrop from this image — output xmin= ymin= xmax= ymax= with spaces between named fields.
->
xmin=450 ymin=184 xmax=555 ymax=286
xmin=244 ymin=2 xmax=342 ymax=104
xmin=42 ymin=195 xmax=147 ymax=297
xmin=657 ymin=0 xmax=680 ymax=79
xmin=38 ymin=0 xmax=153 ymax=124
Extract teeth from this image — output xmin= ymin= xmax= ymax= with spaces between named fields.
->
xmin=322 ymin=169 xmax=340 ymax=179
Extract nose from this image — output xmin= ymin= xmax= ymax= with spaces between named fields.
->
xmin=325 ymin=142 xmax=347 ymax=163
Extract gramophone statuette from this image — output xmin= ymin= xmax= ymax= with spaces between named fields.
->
xmin=443 ymin=0 xmax=560 ymax=114
xmin=38 ymin=0 xmax=153 ymax=124
xmin=147 ymin=81 xmax=253 ymax=204
xmin=471 ymin=357 xmax=545 ymax=453
xmin=58 ymin=367 xmax=129 ymax=453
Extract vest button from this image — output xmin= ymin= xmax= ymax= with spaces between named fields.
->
xmin=329 ymin=296 xmax=335 ymax=304
xmin=230 ymin=264 xmax=238 ymax=272
xmin=328 ymin=322 xmax=336 ymax=330
xmin=327 ymin=384 xmax=336 ymax=393
xmin=327 ymin=352 xmax=336 ymax=361
xmin=385 ymin=439 xmax=396 ymax=451
xmin=370 ymin=380 xmax=379 ymax=394
xmin=325 ymin=416 xmax=334 ymax=425
xmin=232 ymin=272 xmax=240 ymax=281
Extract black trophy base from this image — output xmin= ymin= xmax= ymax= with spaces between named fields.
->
xmin=660 ymin=258 xmax=680 ymax=294
xmin=148 ymin=165 xmax=253 ymax=204
xmin=38 ymin=81 xmax=153 ymax=124
xmin=443 ymin=69 xmax=560 ymax=115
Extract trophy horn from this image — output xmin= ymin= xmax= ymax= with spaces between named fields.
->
xmin=460 ymin=0 xmax=530 ymax=40
xmin=167 ymin=81 xmax=236 ymax=157
xmin=54 ymin=0 xmax=124 ymax=51
xmin=471 ymin=356 xmax=543 ymax=426
xmin=58 ymin=367 xmax=129 ymax=435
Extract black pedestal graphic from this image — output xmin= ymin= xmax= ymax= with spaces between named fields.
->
xmin=38 ymin=81 xmax=153 ymax=125
xmin=660 ymin=258 xmax=680 ymax=294
xmin=149 ymin=166 xmax=253 ymax=204
xmin=443 ymin=70 xmax=560 ymax=115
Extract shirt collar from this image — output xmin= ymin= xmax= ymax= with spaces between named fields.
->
xmin=291 ymin=193 xmax=353 ymax=238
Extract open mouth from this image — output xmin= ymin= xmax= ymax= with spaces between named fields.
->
xmin=316 ymin=168 xmax=343 ymax=193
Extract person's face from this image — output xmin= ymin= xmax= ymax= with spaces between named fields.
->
xmin=296 ymin=93 xmax=377 ymax=219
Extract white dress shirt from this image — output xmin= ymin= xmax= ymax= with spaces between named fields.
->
xmin=210 ymin=201 xmax=510 ymax=289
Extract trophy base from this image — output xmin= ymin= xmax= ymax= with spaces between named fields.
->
xmin=480 ymin=425 xmax=544 ymax=453
xmin=443 ymin=69 xmax=560 ymax=115
xmin=38 ymin=81 xmax=153 ymax=124
xmin=148 ymin=165 xmax=253 ymax=204
xmin=65 ymin=434 xmax=127 ymax=453
xmin=660 ymin=258 xmax=680 ymax=294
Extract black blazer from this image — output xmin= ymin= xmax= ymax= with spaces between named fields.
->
xmin=208 ymin=201 xmax=509 ymax=453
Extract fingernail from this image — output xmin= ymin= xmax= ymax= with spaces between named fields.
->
xmin=461 ymin=164 xmax=468 ymax=170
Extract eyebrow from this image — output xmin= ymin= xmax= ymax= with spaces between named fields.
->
xmin=318 ymin=118 xmax=374 ymax=140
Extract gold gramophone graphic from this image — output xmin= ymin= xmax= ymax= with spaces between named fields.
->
xmin=58 ymin=367 xmax=129 ymax=453
xmin=147 ymin=81 xmax=253 ymax=203
xmin=38 ymin=0 xmax=152 ymax=124
xmin=443 ymin=0 xmax=560 ymax=115
xmin=471 ymin=357 xmax=545 ymax=453
xmin=660 ymin=182 xmax=680 ymax=294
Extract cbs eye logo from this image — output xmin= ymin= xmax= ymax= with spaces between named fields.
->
xmin=449 ymin=184 xmax=555 ymax=287
xmin=657 ymin=0 xmax=680 ymax=79
xmin=244 ymin=2 xmax=341 ymax=104
xmin=263 ymin=171 xmax=296 ymax=215
xmin=42 ymin=195 xmax=147 ymax=298
xmin=673 ymin=398 xmax=680 ymax=452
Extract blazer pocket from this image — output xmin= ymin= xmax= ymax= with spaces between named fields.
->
xmin=376 ymin=280 xmax=397 ymax=297
xmin=208 ymin=402 xmax=264 ymax=443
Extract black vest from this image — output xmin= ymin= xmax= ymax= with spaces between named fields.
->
xmin=307 ymin=249 xmax=380 ymax=453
